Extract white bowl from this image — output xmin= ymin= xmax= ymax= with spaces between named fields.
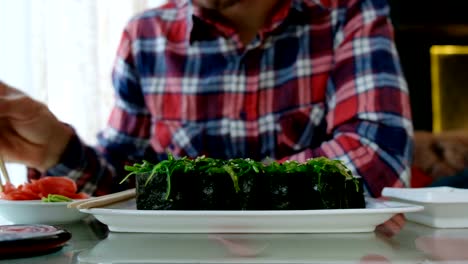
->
xmin=0 ymin=199 xmax=88 ymax=225
xmin=382 ymin=187 xmax=468 ymax=228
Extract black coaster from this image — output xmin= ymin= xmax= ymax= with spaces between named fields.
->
xmin=0 ymin=224 xmax=72 ymax=259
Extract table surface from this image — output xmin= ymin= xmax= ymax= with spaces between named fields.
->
xmin=0 ymin=215 xmax=467 ymax=264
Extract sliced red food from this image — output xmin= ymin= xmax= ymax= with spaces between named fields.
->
xmin=1 ymin=176 xmax=89 ymax=201
xmin=12 ymin=186 xmax=41 ymax=200
xmin=22 ymin=181 xmax=41 ymax=195
xmin=1 ymin=190 xmax=40 ymax=200
xmin=36 ymin=177 xmax=77 ymax=197
xmin=2 ymin=182 xmax=16 ymax=193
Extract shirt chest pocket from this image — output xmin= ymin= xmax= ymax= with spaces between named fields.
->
xmin=275 ymin=103 xmax=327 ymax=156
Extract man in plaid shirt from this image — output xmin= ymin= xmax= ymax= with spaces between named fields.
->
xmin=0 ymin=0 xmax=411 ymax=200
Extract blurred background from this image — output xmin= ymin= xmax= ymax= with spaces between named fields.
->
xmin=388 ymin=0 xmax=468 ymax=132
xmin=0 ymin=0 xmax=165 ymax=184
xmin=1 ymin=0 xmax=468 ymax=184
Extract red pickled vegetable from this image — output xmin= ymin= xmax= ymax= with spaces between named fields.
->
xmin=0 ymin=176 xmax=89 ymax=201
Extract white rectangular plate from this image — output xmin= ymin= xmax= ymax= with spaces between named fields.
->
xmin=382 ymin=187 xmax=468 ymax=228
xmin=80 ymin=198 xmax=422 ymax=233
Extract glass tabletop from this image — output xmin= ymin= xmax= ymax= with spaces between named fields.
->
xmin=1 ymin=217 xmax=468 ymax=263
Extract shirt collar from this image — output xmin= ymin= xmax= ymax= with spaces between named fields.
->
xmin=172 ymin=0 xmax=328 ymax=8
xmin=171 ymin=0 xmax=188 ymax=8
xmin=292 ymin=0 xmax=328 ymax=11
xmin=182 ymin=0 xmax=329 ymax=43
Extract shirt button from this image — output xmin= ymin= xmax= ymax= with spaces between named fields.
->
xmin=240 ymin=111 xmax=247 ymax=119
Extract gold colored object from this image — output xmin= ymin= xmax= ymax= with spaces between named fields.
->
xmin=431 ymin=45 xmax=468 ymax=132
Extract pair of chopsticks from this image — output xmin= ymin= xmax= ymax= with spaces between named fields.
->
xmin=0 ymin=156 xmax=11 ymax=192
xmin=67 ymin=188 xmax=136 ymax=209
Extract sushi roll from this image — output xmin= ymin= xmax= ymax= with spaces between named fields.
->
xmin=125 ymin=155 xmax=365 ymax=210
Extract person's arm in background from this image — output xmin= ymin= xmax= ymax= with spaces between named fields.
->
xmin=286 ymin=0 xmax=413 ymax=198
xmin=5 ymin=24 xmax=153 ymax=196
xmin=413 ymin=130 xmax=468 ymax=182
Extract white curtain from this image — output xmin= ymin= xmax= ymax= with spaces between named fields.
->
xmin=0 ymin=0 xmax=166 ymax=185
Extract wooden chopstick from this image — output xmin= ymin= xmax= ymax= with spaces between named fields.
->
xmin=0 ymin=156 xmax=10 ymax=192
xmin=67 ymin=188 xmax=136 ymax=209
xmin=0 ymin=169 xmax=3 ymax=192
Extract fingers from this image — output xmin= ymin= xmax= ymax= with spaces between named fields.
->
xmin=0 ymin=81 xmax=23 ymax=96
xmin=375 ymin=213 xmax=405 ymax=238
xmin=436 ymin=133 xmax=468 ymax=169
xmin=413 ymin=130 xmax=468 ymax=178
xmin=0 ymin=92 xmax=45 ymax=121
xmin=413 ymin=131 xmax=437 ymax=172
xmin=430 ymin=161 xmax=458 ymax=179
xmin=413 ymin=139 xmax=444 ymax=177
xmin=0 ymin=80 xmax=7 ymax=95
xmin=392 ymin=213 xmax=406 ymax=227
xmin=432 ymin=132 xmax=468 ymax=176
xmin=0 ymin=126 xmax=45 ymax=167
xmin=0 ymin=81 xmax=31 ymax=119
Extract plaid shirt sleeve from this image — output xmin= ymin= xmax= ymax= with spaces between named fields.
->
xmin=286 ymin=0 xmax=413 ymax=197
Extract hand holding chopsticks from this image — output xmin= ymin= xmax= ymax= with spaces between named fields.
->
xmin=0 ymin=155 xmax=10 ymax=192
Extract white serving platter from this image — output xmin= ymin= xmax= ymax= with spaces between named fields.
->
xmin=79 ymin=198 xmax=422 ymax=233
xmin=382 ymin=187 xmax=468 ymax=228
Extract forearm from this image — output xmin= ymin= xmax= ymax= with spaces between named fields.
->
xmin=297 ymin=0 xmax=414 ymax=197
xmin=285 ymin=120 xmax=412 ymax=197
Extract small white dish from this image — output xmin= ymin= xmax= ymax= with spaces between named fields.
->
xmin=382 ymin=187 xmax=468 ymax=228
xmin=0 ymin=199 xmax=88 ymax=225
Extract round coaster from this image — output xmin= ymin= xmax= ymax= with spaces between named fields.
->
xmin=0 ymin=224 xmax=72 ymax=259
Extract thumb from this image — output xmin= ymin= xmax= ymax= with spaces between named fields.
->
xmin=0 ymin=81 xmax=24 ymax=96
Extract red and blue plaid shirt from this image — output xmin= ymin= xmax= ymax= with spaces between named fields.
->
xmin=31 ymin=0 xmax=413 ymax=197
